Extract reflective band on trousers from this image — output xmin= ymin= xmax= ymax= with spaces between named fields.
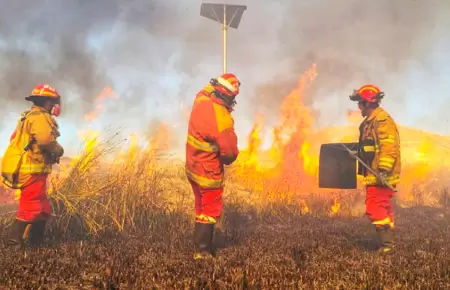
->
xmin=372 ymin=217 xmax=395 ymax=229
xmin=196 ymin=214 xmax=217 ymax=224
xmin=187 ymin=134 xmax=218 ymax=153
xmin=185 ymin=168 xmax=223 ymax=189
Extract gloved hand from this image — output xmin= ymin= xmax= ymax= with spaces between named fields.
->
xmin=378 ymin=170 xmax=390 ymax=187
xmin=40 ymin=141 xmax=64 ymax=164
xmin=53 ymin=142 xmax=64 ymax=159
xmin=219 ymin=155 xmax=235 ymax=165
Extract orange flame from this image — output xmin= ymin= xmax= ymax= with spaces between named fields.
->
xmin=83 ymin=87 xmax=118 ymax=122
xmin=45 ymin=66 xmax=450 ymax=211
xmin=237 ymin=64 xmax=319 ymax=195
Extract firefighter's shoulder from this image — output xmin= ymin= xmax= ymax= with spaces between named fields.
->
xmin=190 ymin=95 xmax=216 ymax=126
xmin=23 ymin=110 xmax=45 ymax=124
xmin=27 ymin=110 xmax=49 ymax=120
xmin=212 ymin=103 xmax=234 ymax=133
xmin=26 ymin=110 xmax=58 ymax=128
xmin=375 ymin=108 xmax=395 ymax=123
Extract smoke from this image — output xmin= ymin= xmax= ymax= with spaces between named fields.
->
xmin=246 ymin=0 xmax=448 ymax=128
xmin=0 ymin=0 xmax=448 ymax=137
xmin=0 ymin=0 xmax=170 ymax=120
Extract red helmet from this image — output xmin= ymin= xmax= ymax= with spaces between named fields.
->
xmin=26 ymin=84 xmax=60 ymax=100
xmin=25 ymin=84 xmax=62 ymax=116
xmin=210 ymin=73 xmax=241 ymax=98
xmin=349 ymin=84 xmax=384 ymax=103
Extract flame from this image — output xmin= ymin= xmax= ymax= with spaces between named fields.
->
xmin=401 ymin=139 xmax=435 ymax=201
xmin=83 ymin=87 xmax=118 ymax=121
xmin=331 ymin=198 xmax=340 ymax=215
xmin=300 ymin=141 xmax=318 ymax=177
xmin=72 ymin=87 xmax=119 ymax=170
xmin=298 ymin=199 xmax=310 ymax=214
xmin=70 ymin=86 xmax=173 ymax=175
xmin=245 ymin=113 xmax=264 ymax=167
xmin=148 ymin=123 xmax=171 ymax=152
xmin=234 ymin=62 xmax=450 ymax=209
xmin=115 ymin=133 xmax=140 ymax=164
xmin=37 ymin=66 xmax=450 ymax=212
xmin=71 ymin=129 xmax=100 ymax=170
xmin=272 ymin=64 xmax=317 ymax=176
xmin=237 ymin=64 xmax=319 ymax=195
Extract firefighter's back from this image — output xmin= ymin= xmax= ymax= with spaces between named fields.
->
xmin=186 ymin=86 xmax=224 ymax=188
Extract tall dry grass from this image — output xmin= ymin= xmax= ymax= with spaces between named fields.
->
xmin=46 ymin=133 xmax=193 ymax=240
xmin=42 ymin=133 xmax=363 ymax=240
xmin=1 ymin=132 xmax=448 ymax=241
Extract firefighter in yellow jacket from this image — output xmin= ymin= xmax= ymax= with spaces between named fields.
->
xmin=2 ymin=84 xmax=64 ymax=249
xmin=349 ymin=84 xmax=401 ymax=253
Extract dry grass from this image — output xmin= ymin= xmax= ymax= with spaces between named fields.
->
xmin=44 ymin=134 xmax=192 ymax=240
xmin=0 ymin=137 xmax=449 ymax=289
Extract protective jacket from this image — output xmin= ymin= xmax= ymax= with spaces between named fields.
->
xmin=2 ymin=106 xmax=64 ymax=189
xmin=357 ymin=107 xmax=401 ymax=186
xmin=185 ymin=84 xmax=239 ymax=189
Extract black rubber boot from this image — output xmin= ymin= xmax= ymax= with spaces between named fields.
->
xmin=376 ymin=225 xmax=395 ymax=253
xmin=193 ymin=222 xmax=216 ymax=260
xmin=28 ymin=220 xmax=47 ymax=247
xmin=7 ymin=219 xmax=28 ymax=250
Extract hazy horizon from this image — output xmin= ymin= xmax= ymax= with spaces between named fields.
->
xmin=1 ymin=0 xmax=449 ymax=157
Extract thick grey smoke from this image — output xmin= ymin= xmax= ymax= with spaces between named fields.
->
xmin=0 ymin=0 xmax=172 ymax=120
xmin=0 ymin=1 xmax=114 ymax=110
xmin=245 ymin=0 xmax=449 ymax=126
xmin=0 ymin=0 xmax=448 ymax=135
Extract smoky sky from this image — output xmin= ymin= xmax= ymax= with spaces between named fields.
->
xmin=0 ymin=0 xmax=448 ymax=136
xmin=246 ymin=0 xmax=447 ymax=125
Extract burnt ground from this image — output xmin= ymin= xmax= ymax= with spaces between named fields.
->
xmin=0 ymin=206 xmax=448 ymax=289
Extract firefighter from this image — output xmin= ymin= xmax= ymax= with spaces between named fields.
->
xmin=2 ymin=84 xmax=64 ymax=250
xmin=185 ymin=73 xmax=240 ymax=259
xmin=349 ymin=84 xmax=401 ymax=253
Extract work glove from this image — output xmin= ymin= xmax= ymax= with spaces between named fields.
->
xmin=40 ymin=141 xmax=64 ymax=164
xmin=53 ymin=142 xmax=64 ymax=159
xmin=377 ymin=170 xmax=390 ymax=187
xmin=220 ymin=155 xmax=236 ymax=165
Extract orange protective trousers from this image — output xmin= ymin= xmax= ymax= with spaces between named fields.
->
xmin=365 ymin=186 xmax=395 ymax=227
xmin=189 ymin=179 xmax=223 ymax=223
xmin=16 ymin=175 xmax=51 ymax=222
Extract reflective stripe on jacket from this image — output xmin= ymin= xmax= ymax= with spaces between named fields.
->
xmin=2 ymin=106 xmax=63 ymax=189
xmin=185 ymin=84 xmax=239 ymax=189
xmin=358 ymin=107 xmax=401 ymax=186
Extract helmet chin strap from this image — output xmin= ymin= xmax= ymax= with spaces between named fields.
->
xmin=214 ymin=91 xmax=236 ymax=108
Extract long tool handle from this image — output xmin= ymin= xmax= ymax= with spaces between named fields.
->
xmin=339 ymin=143 xmax=398 ymax=192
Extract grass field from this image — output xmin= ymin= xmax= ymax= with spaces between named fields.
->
xmin=0 ymin=135 xmax=449 ymax=289
xmin=0 ymin=203 xmax=448 ymax=289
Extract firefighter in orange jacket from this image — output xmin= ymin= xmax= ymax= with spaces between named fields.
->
xmin=2 ymin=84 xmax=64 ymax=249
xmin=350 ymin=84 xmax=401 ymax=253
xmin=186 ymin=73 xmax=240 ymax=259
